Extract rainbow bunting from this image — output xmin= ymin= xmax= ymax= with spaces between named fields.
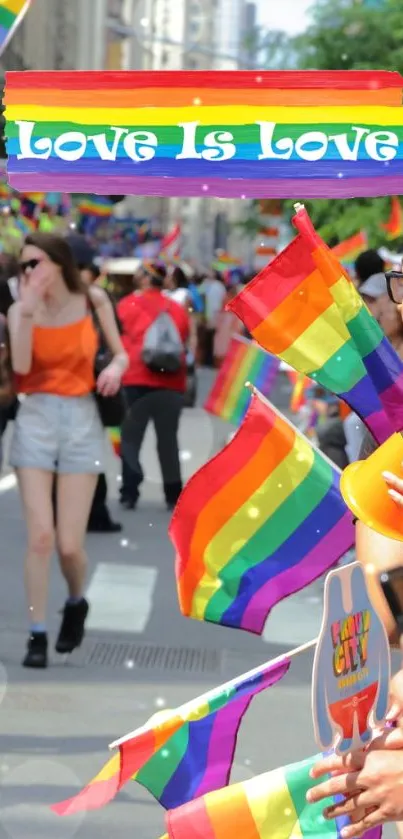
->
xmin=228 ymin=206 xmax=403 ymax=445
xmin=5 ymin=70 xmax=403 ymax=198
xmin=52 ymin=654 xmax=289 ymax=815
xmin=331 ymin=230 xmax=368 ymax=262
xmin=0 ymin=1 xmax=31 ymax=57
xmin=78 ymin=196 xmax=113 ymax=217
xmin=381 ymin=195 xmax=403 ymax=239
xmin=204 ymin=335 xmax=280 ymax=425
xmin=165 ymin=754 xmax=382 ymax=839
xmin=170 ymin=393 xmax=353 ymax=634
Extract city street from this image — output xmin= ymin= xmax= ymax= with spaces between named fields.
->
xmin=0 ymin=369 xmax=398 ymax=839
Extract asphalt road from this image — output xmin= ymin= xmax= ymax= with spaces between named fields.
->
xmin=0 ymin=369 xmax=398 ymax=839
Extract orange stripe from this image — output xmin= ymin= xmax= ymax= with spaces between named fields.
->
xmin=252 ymin=267 xmax=330 ymax=353
xmin=6 ymin=87 xmax=401 ymax=108
xmin=182 ymin=415 xmax=294 ymax=608
xmin=205 ymin=785 xmax=261 ymax=839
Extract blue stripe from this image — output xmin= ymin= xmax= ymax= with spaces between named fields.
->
xmin=364 ymin=337 xmax=403 ymax=391
xmin=340 ymin=373 xmax=385 ymax=417
xmin=158 ymin=712 xmax=217 ymax=809
xmin=221 ymin=470 xmax=347 ymax=628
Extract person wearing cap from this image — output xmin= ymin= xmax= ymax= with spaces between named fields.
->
xmin=355 ymin=249 xmax=386 ymax=289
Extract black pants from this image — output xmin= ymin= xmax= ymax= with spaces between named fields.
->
xmin=121 ymin=386 xmax=184 ymax=505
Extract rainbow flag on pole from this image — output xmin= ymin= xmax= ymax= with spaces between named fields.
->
xmin=228 ymin=205 xmax=403 ymax=445
xmin=164 ymin=754 xmax=382 ymax=839
xmin=0 ymin=1 xmax=31 ymax=57
xmin=381 ymin=195 xmax=403 ymax=239
xmin=170 ymin=392 xmax=353 ymax=634
xmin=52 ymin=654 xmax=289 ymax=815
xmin=204 ymin=335 xmax=280 ymax=425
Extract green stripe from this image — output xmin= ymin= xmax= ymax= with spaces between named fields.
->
xmin=310 ymin=337 xmax=365 ymax=394
xmin=0 ymin=8 xmax=16 ymax=28
xmin=135 ymin=723 xmax=189 ymax=800
xmin=205 ymin=449 xmax=333 ymax=623
xmin=6 ymin=120 xmax=403 ymax=144
xmin=346 ymin=305 xmax=384 ymax=357
xmin=285 ymin=757 xmax=338 ymax=837
xmin=229 ymin=348 xmax=263 ymax=425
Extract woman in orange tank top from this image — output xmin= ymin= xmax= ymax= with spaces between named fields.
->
xmin=7 ymin=233 xmax=128 ymax=670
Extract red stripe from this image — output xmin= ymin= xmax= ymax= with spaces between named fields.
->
xmin=51 ymin=775 xmax=120 ymax=816
xmin=167 ymin=799 xmax=217 ymax=839
xmin=6 ymin=69 xmax=403 ymax=90
xmin=227 ymin=235 xmax=315 ymax=330
xmin=170 ymin=397 xmax=276 ymax=581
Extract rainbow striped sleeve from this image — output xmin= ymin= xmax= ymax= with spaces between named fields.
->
xmin=170 ymin=394 xmax=353 ymax=634
xmin=52 ymin=656 xmax=289 ymax=815
xmin=4 ymin=69 xmax=403 ymax=198
xmin=204 ymin=336 xmax=280 ymax=425
xmin=165 ymin=754 xmax=382 ymax=839
xmin=228 ymin=208 xmax=403 ymax=444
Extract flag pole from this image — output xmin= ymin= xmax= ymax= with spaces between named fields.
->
xmin=108 ymin=636 xmax=317 ymax=751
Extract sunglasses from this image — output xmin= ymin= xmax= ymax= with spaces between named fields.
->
xmin=18 ymin=257 xmax=43 ymax=275
xmin=385 ymin=270 xmax=403 ymax=304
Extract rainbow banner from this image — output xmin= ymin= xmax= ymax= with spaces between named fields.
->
xmin=165 ymin=754 xmax=382 ymax=839
xmin=382 ymin=195 xmax=403 ymax=238
xmin=229 ymin=206 xmax=403 ymax=445
xmin=52 ymin=654 xmax=289 ymax=815
xmin=0 ymin=1 xmax=31 ymax=57
xmin=204 ymin=335 xmax=280 ymax=425
xmin=5 ymin=70 xmax=403 ymax=198
xmin=331 ymin=230 xmax=367 ymax=263
xmin=170 ymin=393 xmax=353 ymax=634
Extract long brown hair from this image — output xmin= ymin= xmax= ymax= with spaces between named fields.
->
xmin=23 ymin=233 xmax=86 ymax=294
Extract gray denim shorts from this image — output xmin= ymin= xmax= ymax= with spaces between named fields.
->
xmin=10 ymin=393 xmax=106 ymax=474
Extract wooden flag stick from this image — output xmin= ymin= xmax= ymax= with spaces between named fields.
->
xmin=108 ymin=636 xmax=317 ymax=751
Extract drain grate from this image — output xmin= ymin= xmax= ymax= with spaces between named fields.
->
xmin=86 ymin=641 xmax=221 ymax=673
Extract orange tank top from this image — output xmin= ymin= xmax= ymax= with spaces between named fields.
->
xmin=16 ymin=316 xmax=98 ymax=397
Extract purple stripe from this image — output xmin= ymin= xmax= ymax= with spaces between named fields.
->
xmin=7 ymin=173 xmax=403 ymax=199
xmin=240 ymin=512 xmax=354 ymax=632
xmin=380 ymin=370 xmax=403 ymax=432
xmin=362 ymin=409 xmax=393 ymax=444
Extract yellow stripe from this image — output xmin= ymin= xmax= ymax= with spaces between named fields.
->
xmin=244 ymin=768 xmax=301 ymax=839
xmin=279 ymin=302 xmax=350 ymax=374
xmin=6 ymin=103 xmax=403 ymax=127
xmin=0 ymin=0 xmax=27 ymax=14
xmin=224 ymin=344 xmax=257 ymax=419
xmin=192 ymin=435 xmax=314 ymax=618
xmin=92 ymin=753 xmax=120 ymax=783
xmin=329 ymin=273 xmax=363 ymax=322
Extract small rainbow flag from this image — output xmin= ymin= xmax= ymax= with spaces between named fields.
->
xmin=108 ymin=427 xmax=121 ymax=458
xmin=165 ymin=754 xmax=382 ymax=839
xmin=382 ymin=195 xmax=403 ymax=239
xmin=78 ymin=196 xmax=113 ymax=217
xmin=170 ymin=392 xmax=353 ymax=634
xmin=0 ymin=1 xmax=31 ymax=57
xmin=5 ymin=70 xmax=403 ymax=198
xmin=228 ymin=205 xmax=403 ymax=445
xmin=204 ymin=335 xmax=280 ymax=425
xmin=288 ymin=371 xmax=312 ymax=413
xmin=331 ymin=230 xmax=368 ymax=263
xmin=52 ymin=654 xmax=289 ymax=815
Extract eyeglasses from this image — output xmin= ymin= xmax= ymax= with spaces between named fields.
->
xmin=18 ymin=258 xmax=42 ymax=275
xmin=385 ymin=270 xmax=403 ymax=304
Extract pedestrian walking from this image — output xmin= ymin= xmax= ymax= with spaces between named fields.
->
xmin=8 ymin=233 xmax=127 ymax=668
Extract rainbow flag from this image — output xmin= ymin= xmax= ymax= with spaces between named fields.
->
xmin=78 ymin=196 xmax=113 ymax=218
xmin=170 ymin=393 xmax=353 ymax=634
xmin=108 ymin=427 xmax=121 ymax=458
xmin=289 ymin=371 xmax=312 ymax=412
xmin=382 ymin=195 xmax=403 ymax=239
xmin=52 ymin=654 xmax=289 ymax=815
xmin=0 ymin=1 xmax=31 ymax=57
xmin=204 ymin=335 xmax=280 ymax=425
xmin=5 ymin=70 xmax=403 ymax=198
xmin=331 ymin=230 xmax=367 ymax=262
xmin=228 ymin=206 xmax=403 ymax=445
xmin=164 ymin=754 xmax=382 ymax=839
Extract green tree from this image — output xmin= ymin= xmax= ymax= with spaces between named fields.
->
xmin=288 ymin=0 xmax=403 ymax=248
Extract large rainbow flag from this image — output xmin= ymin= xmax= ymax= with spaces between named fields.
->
xmin=4 ymin=70 xmax=403 ymax=198
xmin=164 ymin=754 xmax=382 ymax=839
xmin=52 ymin=654 xmax=289 ymax=815
xmin=228 ymin=206 xmax=403 ymax=445
xmin=0 ymin=1 xmax=31 ymax=57
xmin=204 ymin=335 xmax=280 ymax=425
xmin=170 ymin=393 xmax=353 ymax=634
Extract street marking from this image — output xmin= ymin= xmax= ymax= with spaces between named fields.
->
xmin=85 ymin=562 xmax=158 ymax=633
xmin=0 ymin=474 xmax=17 ymax=493
xmin=262 ymin=593 xmax=322 ymax=646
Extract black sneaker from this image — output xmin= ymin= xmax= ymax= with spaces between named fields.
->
xmin=23 ymin=632 xmax=48 ymax=669
xmin=87 ymin=517 xmax=123 ymax=533
xmin=55 ymin=599 xmax=89 ymax=654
